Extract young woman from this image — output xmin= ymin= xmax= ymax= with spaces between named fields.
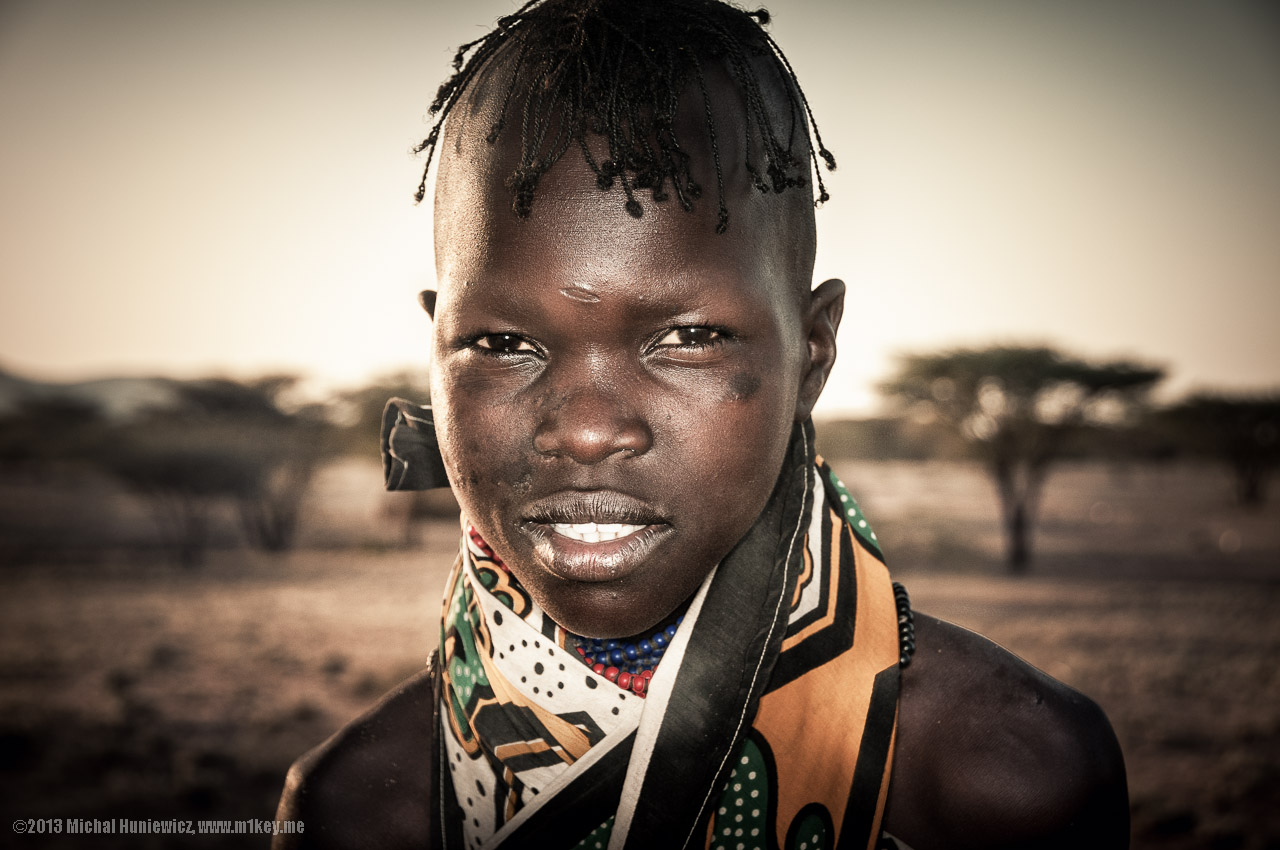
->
xmin=276 ymin=2 xmax=1128 ymax=847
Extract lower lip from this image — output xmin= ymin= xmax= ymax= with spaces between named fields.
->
xmin=522 ymin=523 xmax=672 ymax=583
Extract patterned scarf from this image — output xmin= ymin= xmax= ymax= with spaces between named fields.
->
xmin=431 ymin=419 xmax=903 ymax=850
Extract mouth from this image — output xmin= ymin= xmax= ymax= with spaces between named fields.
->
xmin=520 ymin=491 xmax=672 ymax=583
xmin=547 ymin=522 xmax=648 ymax=543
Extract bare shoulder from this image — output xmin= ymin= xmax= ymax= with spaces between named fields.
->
xmin=272 ymin=665 xmax=437 ymax=850
xmin=882 ymin=613 xmax=1128 ymax=850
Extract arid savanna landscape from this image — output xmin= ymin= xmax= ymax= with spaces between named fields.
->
xmin=1 ymin=455 xmax=1277 ymax=849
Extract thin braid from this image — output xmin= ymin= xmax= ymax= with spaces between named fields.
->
xmin=412 ymin=15 xmax=523 ymax=202
xmin=697 ymin=8 xmax=804 ymax=194
xmin=414 ymin=0 xmax=834 ymax=230
xmin=488 ymin=38 xmax=531 ymax=144
xmin=680 ymin=6 xmax=772 ymax=188
xmin=690 ymin=52 xmax=729 ymax=234
xmin=759 ymin=28 xmax=835 ymax=203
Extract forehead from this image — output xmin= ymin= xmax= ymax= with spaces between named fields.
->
xmin=431 ymin=56 xmax=814 ymax=309
xmin=436 ymin=162 xmax=783 ymax=305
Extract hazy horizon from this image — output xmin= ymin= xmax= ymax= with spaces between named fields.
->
xmin=2 ymin=0 xmax=1277 ymax=414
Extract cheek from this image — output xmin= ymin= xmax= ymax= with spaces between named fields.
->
xmin=663 ymin=370 xmax=794 ymax=509
xmin=430 ymin=363 xmax=509 ymax=495
xmin=719 ymin=408 xmax=792 ymax=497
xmin=725 ymin=371 xmax=763 ymax=403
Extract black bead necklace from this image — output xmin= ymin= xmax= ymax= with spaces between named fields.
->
xmin=893 ymin=581 xmax=915 ymax=668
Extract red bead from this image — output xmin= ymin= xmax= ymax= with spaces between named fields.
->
xmin=592 ymin=662 xmax=605 ymax=675
xmin=575 ymin=646 xmax=586 ymax=656
xmin=632 ymin=677 xmax=647 ymax=696
xmin=641 ymin=669 xmax=653 ymax=679
xmin=604 ymin=666 xmax=620 ymax=682
xmin=617 ymin=672 xmax=632 ymax=689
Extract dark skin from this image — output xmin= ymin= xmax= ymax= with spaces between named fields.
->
xmin=275 ymin=68 xmax=1127 ymax=850
xmin=274 ymin=622 xmax=1127 ymax=849
xmin=425 ymin=136 xmax=830 ymax=640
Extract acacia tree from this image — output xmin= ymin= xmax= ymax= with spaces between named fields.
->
xmin=104 ymin=430 xmax=258 ymax=566
xmin=101 ymin=377 xmax=330 ymax=564
xmin=1162 ymin=393 xmax=1280 ymax=506
xmin=229 ymin=376 xmax=332 ymax=552
xmin=881 ymin=346 xmax=1164 ymax=572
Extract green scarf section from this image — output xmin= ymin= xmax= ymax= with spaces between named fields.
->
xmin=428 ymin=420 xmax=905 ymax=850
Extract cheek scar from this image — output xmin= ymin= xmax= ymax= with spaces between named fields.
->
xmin=728 ymin=372 xmax=763 ymax=402
xmin=560 ymin=286 xmax=601 ymax=304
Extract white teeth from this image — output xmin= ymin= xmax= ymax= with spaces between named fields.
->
xmin=550 ymin=522 xmax=645 ymax=542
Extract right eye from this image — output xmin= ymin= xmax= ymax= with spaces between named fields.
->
xmin=472 ymin=333 xmax=539 ymax=355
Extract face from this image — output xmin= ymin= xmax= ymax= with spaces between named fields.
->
xmin=426 ymin=88 xmax=842 ymax=639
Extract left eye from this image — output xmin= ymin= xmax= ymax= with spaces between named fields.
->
xmin=474 ymin=333 xmax=538 ymax=354
xmin=655 ymin=327 xmax=723 ymax=348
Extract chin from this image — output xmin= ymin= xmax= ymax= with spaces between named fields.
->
xmin=527 ymin=577 xmax=686 ymax=640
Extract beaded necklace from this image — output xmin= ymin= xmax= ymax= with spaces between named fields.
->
xmin=571 ymin=616 xmax=683 ymax=698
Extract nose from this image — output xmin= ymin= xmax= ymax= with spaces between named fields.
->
xmin=532 ymin=377 xmax=653 ymax=464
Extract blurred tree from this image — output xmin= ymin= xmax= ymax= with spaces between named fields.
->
xmin=1161 ymin=393 xmax=1280 ymax=506
xmin=881 ymin=346 xmax=1164 ymax=572
xmin=100 ymin=377 xmax=332 ymax=564
xmin=102 ymin=425 xmax=258 ymax=566
xmin=0 ymin=396 xmax=107 ymax=470
xmin=182 ymin=376 xmax=332 ymax=552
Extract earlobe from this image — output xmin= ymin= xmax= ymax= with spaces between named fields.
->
xmin=795 ymin=278 xmax=846 ymax=422
xmin=418 ymin=289 xmax=438 ymax=318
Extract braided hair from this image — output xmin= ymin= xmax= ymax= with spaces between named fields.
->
xmin=414 ymin=0 xmax=835 ymax=234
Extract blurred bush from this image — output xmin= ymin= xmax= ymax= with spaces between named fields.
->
xmin=0 ymin=373 xmax=334 ymax=566
xmin=1155 ymin=392 xmax=1280 ymax=507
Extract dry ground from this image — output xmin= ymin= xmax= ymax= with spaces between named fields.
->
xmin=0 ymin=458 xmax=1276 ymax=849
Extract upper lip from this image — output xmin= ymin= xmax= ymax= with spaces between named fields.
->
xmin=522 ymin=491 xmax=668 ymax=526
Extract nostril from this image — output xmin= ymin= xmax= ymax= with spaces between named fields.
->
xmin=531 ymin=428 xmax=562 ymax=457
xmin=532 ymin=392 xmax=652 ymax=464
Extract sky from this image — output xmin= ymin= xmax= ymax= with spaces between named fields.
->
xmin=1 ymin=0 xmax=1277 ymax=415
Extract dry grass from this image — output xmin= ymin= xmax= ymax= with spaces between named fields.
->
xmin=0 ymin=458 xmax=1276 ymax=848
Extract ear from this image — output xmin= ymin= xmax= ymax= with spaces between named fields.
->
xmin=794 ymin=278 xmax=845 ymax=422
xmin=418 ymin=289 xmax=437 ymax=318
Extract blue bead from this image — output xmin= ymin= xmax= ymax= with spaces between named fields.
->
xmin=653 ymin=633 xmax=667 ymax=648
xmin=652 ymin=647 xmax=664 ymax=658
xmin=624 ymin=645 xmax=638 ymax=661
xmin=604 ymin=640 xmax=619 ymax=650
xmin=638 ymin=640 xmax=652 ymax=655
xmin=665 ymin=625 xmax=677 ymax=638
xmin=610 ymin=649 xmax=624 ymax=665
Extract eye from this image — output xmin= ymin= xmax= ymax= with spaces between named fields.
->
xmin=654 ymin=326 xmax=726 ymax=349
xmin=472 ymin=333 xmax=539 ymax=355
